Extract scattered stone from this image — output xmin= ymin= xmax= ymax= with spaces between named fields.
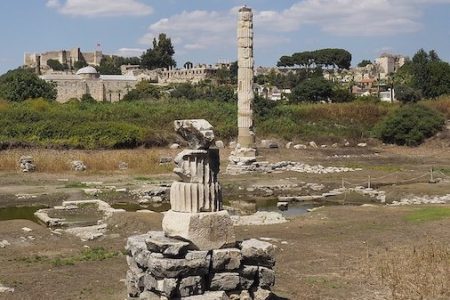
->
xmin=229 ymin=141 xmax=237 ymax=149
xmin=309 ymin=141 xmax=318 ymax=149
xmin=277 ymin=202 xmax=289 ymax=211
xmin=344 ymin=141 xmax=351 ymax=147
xmin=240 ymin=239 xmax=275 ymax=268
xmin=357 ymin=143 xmax=368 ymax=147
xmin=170 ymin=143 xmax=180 ymax=150
xmin=71 ymin=160 xmax=86 ymax=171
xmin=321 ymin=145 xmax=327 ymax=148
xmin=115 ymin=188 xmax=128 ymax=193
xmin=118 ymin=161 xmax=129 ymax=170
xmin=293 ymin=144 xmax=307 ymax=150
xmin=0 ymin=240 xmax=10 ymax=248
xmin=261 ymin=140 xmax=279 ymax=149
xmin=0 ymin=284 xmax=14 ymax=293
xmin=64 ymin=224 xmax=107 ymax=241
xmin=83 ymin=188 xmax=101 ymax=196
xmin=19 ymin=156 xmax=36 ymax=172
xmin=390 ymin=194 xmax=450 ymax=206
xmin=231 ymin=211 xmax=287 ymax=226
xmin=215 ymin=140 xmax=224 ymax=148
xmin=285 ymin=142 xmax=293 ymax=149
xmin=331 ymin=143 xmax=338 ymax=148
xmin=22 ymin=227 xmax=32 ymax=233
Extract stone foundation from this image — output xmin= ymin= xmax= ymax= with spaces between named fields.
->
xmin=126 ymin=232 xmax=275 ymax=300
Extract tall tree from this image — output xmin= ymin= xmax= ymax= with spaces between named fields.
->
xmin=141 ymin=33 xmax=176 ymax=70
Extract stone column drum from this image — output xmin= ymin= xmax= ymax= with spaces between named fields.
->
xmin=237 ymin=6 xmax=256 ymax=151
xmin=162 ymin=120 xmax=235 ymax=251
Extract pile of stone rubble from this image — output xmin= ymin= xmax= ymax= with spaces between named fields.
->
xmin=390 ymin=194 xmax=450 ymax=206
xmin=228 ymin=160 xmax=361 ymax=175
xmin=130 ymin=184 xmax=171 ymax=204
xmin=126 ymin=232 xmax=275 ymax=299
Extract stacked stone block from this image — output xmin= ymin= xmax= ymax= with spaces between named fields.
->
xmin=126 ymin=232 xmax=275 ymax=300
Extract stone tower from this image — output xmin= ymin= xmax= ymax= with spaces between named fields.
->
xmin=237 ymin=6 xmax=256 ymax=151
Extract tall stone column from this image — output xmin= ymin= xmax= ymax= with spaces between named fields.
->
xmin=237 ymin=6 xmax=256 ymax=151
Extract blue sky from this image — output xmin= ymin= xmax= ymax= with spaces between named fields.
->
xmin=1 ymin=0 xmax=450 ymax=74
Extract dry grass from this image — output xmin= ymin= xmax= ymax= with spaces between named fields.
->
xmin=423 ymin=97 xmax=450 ymax=119
xmin=370 ymin=241 xmax=450 ymax=300
xmin=0 ymin=149 xmax=175 ymax=174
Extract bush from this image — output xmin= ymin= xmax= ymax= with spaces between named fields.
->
xmin=375 ymin=104 xmax=445 ymax=146
xmin=396 ymin=85 xmax=422 ymax=103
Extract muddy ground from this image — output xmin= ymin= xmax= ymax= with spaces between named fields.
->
xmin=0 ymin=145 xmax=449 ymax=300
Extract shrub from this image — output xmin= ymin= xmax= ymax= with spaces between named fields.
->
xmin=396 ymin=85 xmax=422 ymax=103
xmin=375 ymin=104 xmax=445 ymax=146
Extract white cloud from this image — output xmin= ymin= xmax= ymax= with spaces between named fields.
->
xmin=139 ymin=0 xmax=450 ymax=56
xmin=115 ymin=48 xmax=146 ymax=57
xmin=47 ymin=0 xmax=153 ymax=17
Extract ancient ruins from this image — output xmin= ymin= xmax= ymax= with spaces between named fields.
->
xmin=126 ymin=118 xmax=276 ymax=299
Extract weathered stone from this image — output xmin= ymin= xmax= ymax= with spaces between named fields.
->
xmin=293 ymin=144 xmax=307 ymax=150
xmin=258 ymin=267 xmax=275 ymax=288
xmin=251 ymin=288 xmax=272 ymax=300
xmin=170 ymin=143 xmax=180 ymax=149
xmin=240 ymin=265 xmax=258 ymax=290
xmin=0 ymin=240 xmax=10 ymax=248
xmin=145 ymin=231 xmax=190 ymax=257
xmin=138 ymin=290 xmax=160 ymax=300
xmin=174 ymin=119 xmax=215 ymax=150
xmin=118 ymin=161 xmax=129 ymax=170
xmin=240 ymin=239 xmax=275 ymax=267
xmin=179 ymin=276 xmax=204 ymax=297
xmin=357 ymin=142 xmax=368 ymax=147
xmin=162 ymin=210 xmax=235 ymax=251
xmin=229 ymin=141 xmax=237 ymax=149
xmin=183 ymin=291 xmax=229 ymax=300
xmin=144 ymin=274 xmax=178 ymax=297
xmin=277 ymin=201 xmax=288 ymax=211
xmin=71 ymin=160 xmax=86 ymax=171
xmin=127 ymin=270 xmax=144 ymax=297
xmin=209 ymin=273 xmax=240 ymax=291
xmin=260 ymin=140 xmax=278 ymax=149
xmin=309 ymin=141 xmax=318 ymax=149
xmin=147 ymin=251 xmax=210 ymax=278
xmin=126 ymin=234 xmax=150 ymax=256
xmin=285 ymin=142 xmax=293 ymax=149
xmin=211 ymin=248 xmax=242 ymax=271
xmin=19 ymin=156 xmax=36 ymax=172
xmin=215 ymin=140 xmax=224 ymax=148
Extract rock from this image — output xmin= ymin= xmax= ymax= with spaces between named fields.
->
xmin=170 ymin=143 xmax=180 ymax=150
xmin=144 ymin=275 xmax=178 ymax=297
xmin=0 ymin=284 xmax=14 ymax=293
xmin=22 ymin=227 xmax=32 ymax=232
xmin=252 ymin=288 xmax=272 ymax=300
xmin=147 ymin=251 xmax=210 ymax=278
xmin=285 ymin=142 xmax=293 ymax=149
xmin=138 ymin=290 xmax=161 ymax=300
xmin=293 ymin=144 xmax=307 ymax=150
xmin=240 ymin=239 xmax=275 ymax=268
xmin=83 ymin=188 xmax=101 ymax=196
xmin=229 ymin=141 xmax=237 ymax=149
xmin=211 ymin=249 xmax=242 ymax=271
xmin=118 ymin=161 xmax=129 ymax=170
xmin=321 ymin=145 xmax=327 ymax=148
xmin=240 ymin=265 xmax=258 ymax=289
xmin=126 ymin=270 xmax=143 ymax=297
xmin=0 ymin=240 xmax=10 ymax=248
xmin=357 ymin=143 xmax=368 ymax=147
xmin=277 ymin=202 xmax=289 ymax=211
xmin=309 ymin=141 xmax=318 ymax=149
xmin=183 ymin=291 xmax=229 ymax=300
xmin=126 ymin=234 xmax=148 ymax=256
xmin=159 ymin=157 xmax=173 ymax=164
xmin=19 ymin=155 xmax=36 ymax=172
xmin=64 ymin=224 xmax=107 ymax=241
xmin=261 ymin=140 xmax=279 ymax=149
xmin=209 ymin=272 xmax=240 ymax=291
xmin=71 ymin=160 xmax=86 ymax=171
xmin=179 ymin=276 xmax=204 ymax=297
xmin=232 ymin=211 xmax=287 ymax=226
xmin=258 ymin=267 xmax=275 ymax=288
xmin=162 ymin=210 xmax=235 ymax=251
xmin=174 ymin=119 xmax=215 ymax=150
xmin=332 ymin=143 xmax=338 ymax=148
xmin=215 ymin=140 xmax=225 ymax=148
xmin=145 ymin=231 xmax=190 ymax=257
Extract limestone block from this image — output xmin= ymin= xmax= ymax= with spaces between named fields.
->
xmin=258 ymin=267 xmax=275 ymax=289
xmin=240 ymin=239 xmax=275 ymax=267
xmin=183 ymin=291 xmax=229 ymax=300
xmin=127 ymin=270 xmax=145 ymax=297
xmin=251 ymin=288 xmax=273 ymax=300
xmin=145 ymin=231 xmax=190 ymax=257
xmin=174 ymin=119 xmax=215 ymax=150
xmin=240 ymin=265 xmax=258 ymax=289
xmin=211 ymin=249 xmax=242 ymax=271
xmin=147 ymin=251 xmax=210 ymax=278
xmin=162 ymin=210 xmax=235 ymax=251
xmin=144 ymin=274 xmax=178 ymax=297
xmin=138 ymin=291 xmax=160 ymax=300
xmin=209 ymin=272 xmax=240 ymax=291
xmin=126 ymin=234 xmax=148 ymax=256
xmin=179 ymin=276 xmax=204 ymax=297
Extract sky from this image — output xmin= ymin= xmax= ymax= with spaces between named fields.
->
xmin=0 ymin=0 xmax=450 ymax=74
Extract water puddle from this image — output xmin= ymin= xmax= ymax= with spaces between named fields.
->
xmin=0 ymin=206 xmax=47 ymax=223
